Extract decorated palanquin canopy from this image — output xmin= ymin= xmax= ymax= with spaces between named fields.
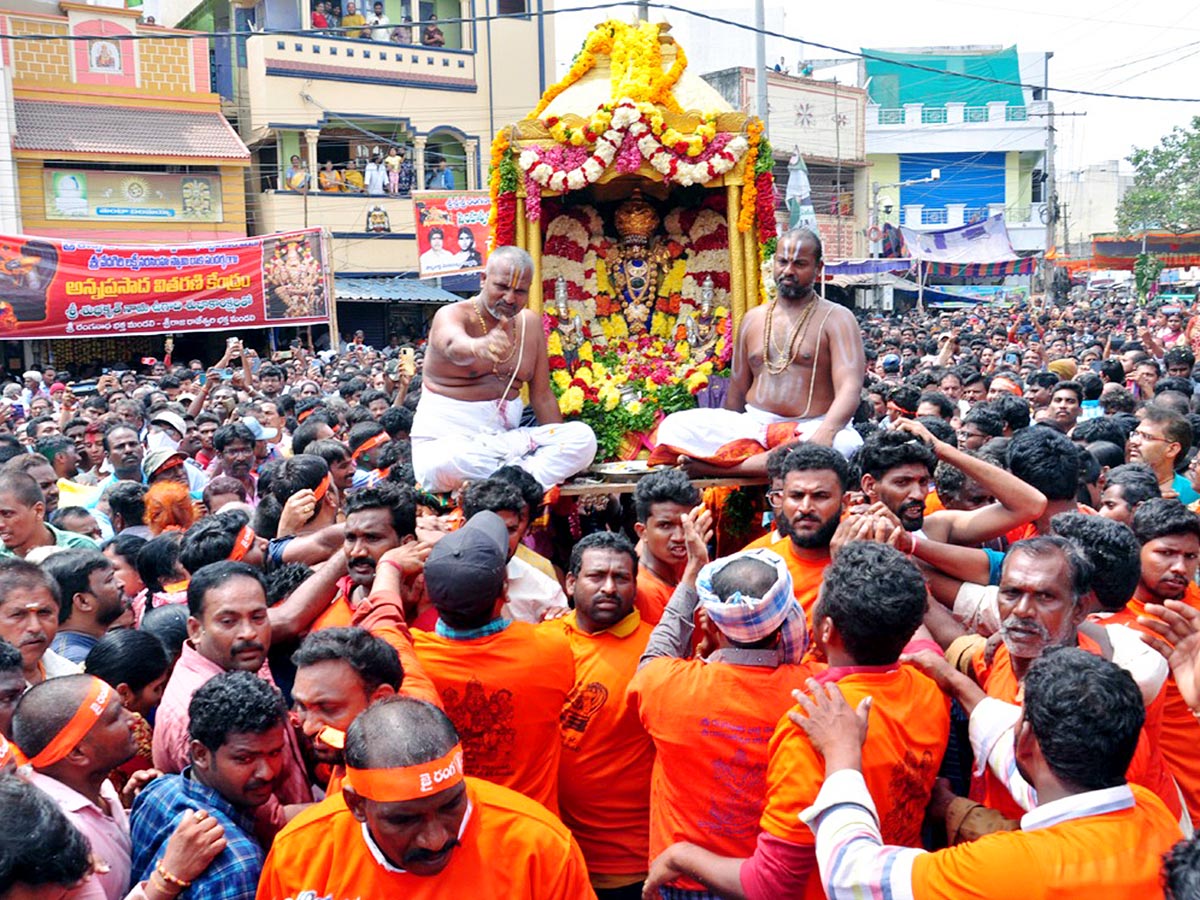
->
xmin=487 ymin=19 xmax=779 ymax=462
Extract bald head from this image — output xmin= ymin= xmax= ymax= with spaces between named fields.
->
xmin=12 ymin=674 xmax=103 ymax=761
xmin=344 ymin=695 xmax=458 ymax=770
xmin=710 ymin=556 xmax=778 ymax=602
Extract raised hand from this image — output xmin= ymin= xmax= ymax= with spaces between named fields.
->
xmin=1141 ymin=600 xmax=1200 ymax=713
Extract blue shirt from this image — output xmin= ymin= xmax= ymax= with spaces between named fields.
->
xmin=49 ymin=630 xmax=98 ymax=664
xmin=1174 ymin=472 xmax=1200 ymax=505
xmin=130 ymin=769 xmax=263 ymax=900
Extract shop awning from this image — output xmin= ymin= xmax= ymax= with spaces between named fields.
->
xmin=13 ymin=100 xmax=249 ymax=162
xmin=334 ymin=277 xmax=465 ymax=304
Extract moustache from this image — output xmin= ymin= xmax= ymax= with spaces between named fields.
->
xmin=1000 ymin=616 xmax=1051 ymax=642
xmin=349 ymin=557 xmax=377 ymax=570
xmin=898 ymin=500 xmax=924 ymax=516
xmin=404 ymin=840 xmax=458 ymax=865
xmin=230 ymin=640 xmax=265 ymax=656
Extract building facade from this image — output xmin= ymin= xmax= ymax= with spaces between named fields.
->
xmin=0 ymin=0 xmax=250 ymax=369
xmin=168 ymin=0 xmax=554 ymax=344
xmin=703 ymin=66 xmax=870 ymax=259
xmin=862 ymin=45 xmax=1052 ymax=255
xmin=1059 ymin=160 xmax=1133 ymax=257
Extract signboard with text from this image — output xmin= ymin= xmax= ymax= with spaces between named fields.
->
xmin=0 ymin=228 xmax=332 ymax=339
xmin=43 ymin=170 xmax=224 ymax=223
xmin=412 ymin=190 xmax=490 ymax=279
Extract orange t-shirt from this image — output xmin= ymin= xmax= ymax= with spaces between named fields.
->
xmin=634 ymin=567 xmax=676 ymax=625
xmin=354 ymin=588 xmax=441 ymax=708
xmin=764 ymin=538 xmax=831 ymax=627
xmin=256 ymin=778 xmax=594 ymax=900
xmin=759 ymin=665 xmax=951 ymax=899
xmin=742 ymin=529 xmax=786 ymax=551
xmin=908 ymin=785 xmax=1180 ymax=899
xmin=628 ymin=655 xmax=813 ymax=891
xmin=925 ymin=490 xmax=946 ymax=515
xmin=972 ymin=638 xmax=1181 ymax=821
xmin=1107 ymin=584 xmax=1200 ymax=821
xmin=555 ymin=611 xmax=656 ymax=878
xmin=412 ymin=621 xmax=575 ymax=814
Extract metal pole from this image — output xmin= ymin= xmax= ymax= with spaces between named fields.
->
xmin=637 ymin=0 xmax=648 ymax=20
xmin=754 ymin=0 xmax=768 ymax=131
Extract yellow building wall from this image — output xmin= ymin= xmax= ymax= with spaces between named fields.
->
xmin=866 ymin=154 xmax=900 ymax=226
xmin=139 ymin=38 xmax=196 ymax=94
xmin=8 ymin=18 xmax=71 ymax=84
xmin=1005 ymin=151 xmax=1019 ymax=209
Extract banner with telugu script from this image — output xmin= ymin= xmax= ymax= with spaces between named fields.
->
xmin=412 ymin=190 xmax=490 ymax=279
xmin=0 ymin=228 xmax=332 ymax=339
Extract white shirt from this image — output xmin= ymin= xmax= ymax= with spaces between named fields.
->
xmin=501 ymin=556 xmax=567 ymax=624
xmin=364 ymin=161 xmax=387 ymax=195
xmin=368 ymin=13 xmax=391 ymax=40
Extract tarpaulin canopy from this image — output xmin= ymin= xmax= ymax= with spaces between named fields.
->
xmin=862 ymin=46 xmax=1025 ymax=109
xmin=1091 ymin=232 xmax=1200 ymax=270
xmin=822 ymin=258 xmax=913 ymax=277
xmin=900 ymin=214 xmax=1024 ymax=265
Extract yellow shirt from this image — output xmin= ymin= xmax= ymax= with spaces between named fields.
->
xmin=340 ymin=13 xmax=366 ymax=36
xmin=343 ymin=170 xmax=365 ymax=192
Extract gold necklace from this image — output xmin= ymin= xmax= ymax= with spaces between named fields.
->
xmin=762 ymin=297 xmax=817 ymax=375
xmin=473 ymin=299 xmax=517 ymax=374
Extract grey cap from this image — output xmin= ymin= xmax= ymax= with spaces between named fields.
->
xmin=423 ymin=510 xmax=509 ymax=614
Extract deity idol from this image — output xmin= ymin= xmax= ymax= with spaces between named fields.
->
xmin=551 ymin=275 xmax=586 ymax=369
xmin=264 ymin=238 xmax=324 ymax=317
xmin=683 ymin=275 xmax=720 ymax=359
xmin=604 ymin=193 xmax=672 ymax=337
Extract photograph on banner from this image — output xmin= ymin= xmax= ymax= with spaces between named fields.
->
xmin=412 ymin=190 xmax=489 ymax=278
xmin=0 ymin=228 xmax=331 ymax=338
xmin=263 ymin=231 xmax=328 ymax=320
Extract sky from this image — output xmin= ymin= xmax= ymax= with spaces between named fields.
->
xmin=550 ymin=0 xmax=1200 ymax=174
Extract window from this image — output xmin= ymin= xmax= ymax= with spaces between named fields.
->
xmin=497 ymin=0 xmax=526 ymax=14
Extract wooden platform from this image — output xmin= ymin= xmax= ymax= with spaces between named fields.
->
xmin=559 ymin=475 xmax=767 ymax=497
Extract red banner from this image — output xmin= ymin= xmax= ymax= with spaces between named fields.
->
xmin=0 ymin=228 xmax=332 ymax=339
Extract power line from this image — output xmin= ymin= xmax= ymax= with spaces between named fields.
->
xmin=6 ymin=0 xmax=1200 ymax=102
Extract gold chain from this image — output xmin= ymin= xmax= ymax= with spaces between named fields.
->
xmin=473 ymin=299 xmax=517 ymax=376
xmin=762 ymin=297 xmax=817 ymax=375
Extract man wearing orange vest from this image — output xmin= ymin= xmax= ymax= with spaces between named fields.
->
xmin=955 ymin=536 xmax=1182 ymax=823
xmin=412 ymin=510 xmax=575 ymax=814
xmin=632 ymin=469 xmax=701 ymax=625
xmin=739 ymin=444 xmax=850 ymax=625
xmin=1113 ymin=498 xmax=1200 ymax=820
xmin=642 ymin=541 xmax=950 ymax=899
xmin=629 ymin=545 xmax=811 ymax=899
xmin=257 ymin=695 xmax=595 ymax=899
xmin=797 ymin=648 xmax=1181 ymax=898
xmin=554 ymin=531 xmax=656 ymax=899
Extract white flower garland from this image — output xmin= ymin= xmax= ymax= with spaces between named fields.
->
xmin=520 ymin=99 xmax=749 ymax=191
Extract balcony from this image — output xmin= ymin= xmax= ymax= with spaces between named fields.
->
xmin=256 ymin=190 xmax=419 ymax=272
xmin=866 ymin=100 xmax=1048 ymax=154
xmin=253 ymin=32 xmax=475 ymax=91
xmin=899 ymin=202 xmax=1049 ymax=253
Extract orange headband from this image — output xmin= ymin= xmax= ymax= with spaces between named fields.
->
xmin=297 ymin=407 xmax=318 ymax=423
xmin=317 ymin=726 xmax=345 ymax=750
xmin=155 ymin=456 xmax=185 ymax=474
xmin=351 ymin=431 xmax=389 ymax=462
xmin=991 ymin=377 xmax=1023 ymax=397
xmin=228 ymin=524 xmax=256 ymax=562
xmin=25 ymin=678 xmax=111 ymax=769
xmin=312 ymin=473 xmax=331 ymax=503
xmin=345 ymin=744 xmax=465 ymax=802
xmin=887 ymin=401 xmax=916 ymax=416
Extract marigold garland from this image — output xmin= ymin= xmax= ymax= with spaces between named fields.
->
xmin=737 ymin=119 xmax=764 ymax=234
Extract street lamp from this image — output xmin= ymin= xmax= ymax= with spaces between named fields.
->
xmin=870 ymin=168 xmax=940 ymax=258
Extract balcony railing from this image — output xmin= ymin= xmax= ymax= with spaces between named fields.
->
xmin=870 ymin=100 xmax=1047 ymax=127
xmin=901 ymin=202 xmax=1048 ymax=228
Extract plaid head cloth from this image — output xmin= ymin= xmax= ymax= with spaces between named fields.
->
xmin=696 ymin=548 xmax=808 ymax=663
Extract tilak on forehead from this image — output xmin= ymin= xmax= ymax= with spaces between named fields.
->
xmin=775 ymin=231 xmax=820 ymax=263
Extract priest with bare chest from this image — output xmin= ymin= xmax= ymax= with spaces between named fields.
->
xmin=651 ymin=228 xmax=864 ymax=474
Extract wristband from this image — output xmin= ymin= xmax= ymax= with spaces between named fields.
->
xmin=383 ymin=558 xmax=406 ymax=575
xmin=155 ymin=861 xmax=191 ymax=890
xmin=907 ymin=530 xmax=921 ymax=555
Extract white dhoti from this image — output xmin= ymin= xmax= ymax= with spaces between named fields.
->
xmin=411 ymin=390 xmax=597 ymax=492
xmin=652 ymin=404 xmax=862 ymax=463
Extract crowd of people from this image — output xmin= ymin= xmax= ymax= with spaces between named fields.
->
xmin=4 ymin=233 xmax=1200 ymax=898
xmin=309 ymin=0 xmax=446 ymax=46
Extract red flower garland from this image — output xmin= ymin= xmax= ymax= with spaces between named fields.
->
xmin=755 ymin=171 xmax=778 ymax=242
xmin=494 ymin=193 xmax=517 ymax=247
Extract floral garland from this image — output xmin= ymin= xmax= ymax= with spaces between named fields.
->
xmin=520 ymin=101 xmax=748 ymax=194
xmin=547 ymin=103 xmax=719 ymax=159
xmin=530 ymin=23 xmax=615 ymax=119
xmin=753 ymin=136 xmax=779 ymax=258
xmin=487 ymin=128 xmax=519 ymax=247
xmin=737 ymin=119 xmax=764 ymax=234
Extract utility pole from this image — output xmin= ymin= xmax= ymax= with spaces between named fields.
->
xmin=636 ymin=0 xmax=648 ymax=20
xmin=754 ymin=0 xmax=768 ymax=133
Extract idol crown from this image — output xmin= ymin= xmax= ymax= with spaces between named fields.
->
xmin=614 ymin=193 xmax=659 ymax=245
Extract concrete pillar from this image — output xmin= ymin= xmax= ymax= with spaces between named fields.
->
xmin=465 ymin=140 xmax=478 ymax=190
xmin=903 ymin=205 xmax=923 ymax=226
xmin=414 ymin=134 xmax=427 ymax=191
xmin=904 ymin=103 xmax=922 ymax=126
xmin=304 ymin=129 xmax=321 ymax=192
xmin=947 ymin=203 xmax=966 ymax=227
xmin=946 ymin=102 xmax=965 ymax=124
